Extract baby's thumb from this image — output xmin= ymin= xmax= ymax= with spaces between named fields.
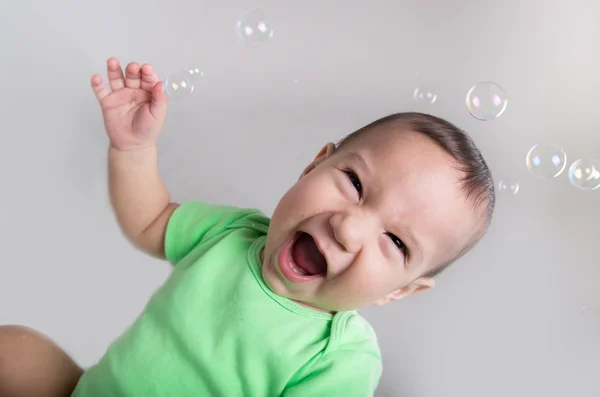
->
xmin=150 ymin=82 xmax=168 ymax=118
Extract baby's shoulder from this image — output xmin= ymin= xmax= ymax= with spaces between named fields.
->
xmin=327 ymin=311 xmax=381 ymax=358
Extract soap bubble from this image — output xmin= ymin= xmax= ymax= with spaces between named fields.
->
xmin=164 ymin=70 xmax=195 ymax=100
xmin=526 ymin=143 xmax=567 ymax=178
xmin=413 ymin=86 xmax=437 ymax=104
xmin=498 ymin=179 xmax=520 ymax=195
xmin=187 ymin=67 xmax=204 ymax=79
xmin=568 ymin=158 xmax=600 ymax=191
xmin=236 ymin=9 xmax=274 ymax=46
xmin=466 ymin=82 xmax=508 ymax=121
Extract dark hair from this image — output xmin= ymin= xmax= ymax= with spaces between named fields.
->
xmin=335 ymin=112 xmax=495 ymax=278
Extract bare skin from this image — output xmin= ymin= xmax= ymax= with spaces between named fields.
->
xmin=0 ymin=325 xmax=83 ymax=397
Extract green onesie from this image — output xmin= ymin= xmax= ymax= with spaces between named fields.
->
xmin=72 ymin=201 xmax=382 ymax=396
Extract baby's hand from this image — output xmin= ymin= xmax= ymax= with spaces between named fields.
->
xmin=91 ymin=58 xmax=168 ymax=151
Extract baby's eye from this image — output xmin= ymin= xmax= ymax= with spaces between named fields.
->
xmin=343 ymin=169 xmax=363 ymax=197
xmin=387 ymin=233 xmax=407 ymax=254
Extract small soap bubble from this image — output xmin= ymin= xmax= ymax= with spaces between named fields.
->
xmin=164 ymin=70 xmax=195 ymax=100
xmin=568 ymin=158 xmax=600 ymax=191
xmin=526 ymin=143 xmax=567 ymax=178
xmin=236 ymin=9 xmax=274 ymax=46
xmin=413 ymin=86 xmax=437 ymax=104
xmin=187 ymin=67 xmax=204 ymax=79
xmin=498 ymin=179 xmax=520 ymax=195
xmin=466 ymin=82 xmax=508 ymax=121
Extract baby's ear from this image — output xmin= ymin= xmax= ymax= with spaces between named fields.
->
xmin=374 ymin=277 xmax=435 ymax=306
xmin=299 ymin=142 xmax=336 ymax=179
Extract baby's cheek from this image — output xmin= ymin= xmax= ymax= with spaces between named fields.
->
xmin=359 ymin=257 xmax=399 ymax=291
xmin=290 ymin=180 xmax=325 ymax=207
xmin=346 ymin=274 xmax=384 ymax=304
xmin=276 ymin=174 xmax=338 ymax=225
xmin=273 ymin=185 xmax=312 ymax=226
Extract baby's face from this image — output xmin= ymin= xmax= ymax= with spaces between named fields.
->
xmin=261 ymin=127 xmax=481 ymax=312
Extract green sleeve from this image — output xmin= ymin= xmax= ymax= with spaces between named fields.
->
xmin=283 ymin=351 xmax=382 ymax=397
xmin=164 ymin=201 xmax=254 ymax=266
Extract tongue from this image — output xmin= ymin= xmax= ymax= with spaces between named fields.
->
xmin=292 ymin=233 xmax=327 ymax=275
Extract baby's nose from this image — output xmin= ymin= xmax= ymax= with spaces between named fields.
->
xmin=330 ymin=212 xmax=370 ymax=254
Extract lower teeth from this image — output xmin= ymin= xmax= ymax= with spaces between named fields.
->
xmin=290 ymin=261 xmax=308 ymax=275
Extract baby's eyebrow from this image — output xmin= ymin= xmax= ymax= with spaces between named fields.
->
xmin=346 ymin=152 xmax=371 ymax=176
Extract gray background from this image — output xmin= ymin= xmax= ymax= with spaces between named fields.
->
xmin=1 ymin=0 xmax=598 ymax=396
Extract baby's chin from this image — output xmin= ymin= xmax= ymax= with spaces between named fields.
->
xmin=259 ymin=249 xmax=333 ymax=313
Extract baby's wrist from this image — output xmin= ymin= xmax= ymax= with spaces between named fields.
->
xmin=109 ymin=141 xmax=157 ymax=153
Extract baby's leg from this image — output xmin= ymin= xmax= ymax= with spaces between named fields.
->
xmin=0 ymin=325 xmax=83 ymax=397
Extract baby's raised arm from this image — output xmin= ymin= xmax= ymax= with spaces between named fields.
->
xmin=108 ymin=146 xmax=179 ymax=259
xmin=91 ymin=58 xmax=179 ymax=259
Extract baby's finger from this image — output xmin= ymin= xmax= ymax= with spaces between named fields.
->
xmin=106 ymin=58 xmax=125 ymax=91
xmin=140 ymin=64 xmax=159 ymax=92
xmin=91 ymin=74 xmax=110 ymax=102
xmin=124 ymin=62 xmax=142 ymax=89
xmin=149 ymin=81 xmax=168 ymax=119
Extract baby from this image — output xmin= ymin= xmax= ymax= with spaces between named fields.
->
xmin=0 ymin=58 xmax=495 ymax=397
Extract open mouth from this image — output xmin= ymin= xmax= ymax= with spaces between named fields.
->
xmin=292 ymin=232 xmax=328 ymax=276
xmin=278 ymin=232 xmax=328 ymax=283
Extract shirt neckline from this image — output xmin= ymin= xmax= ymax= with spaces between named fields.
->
xmin=247 ymin=235 xmax=335 ymax=320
